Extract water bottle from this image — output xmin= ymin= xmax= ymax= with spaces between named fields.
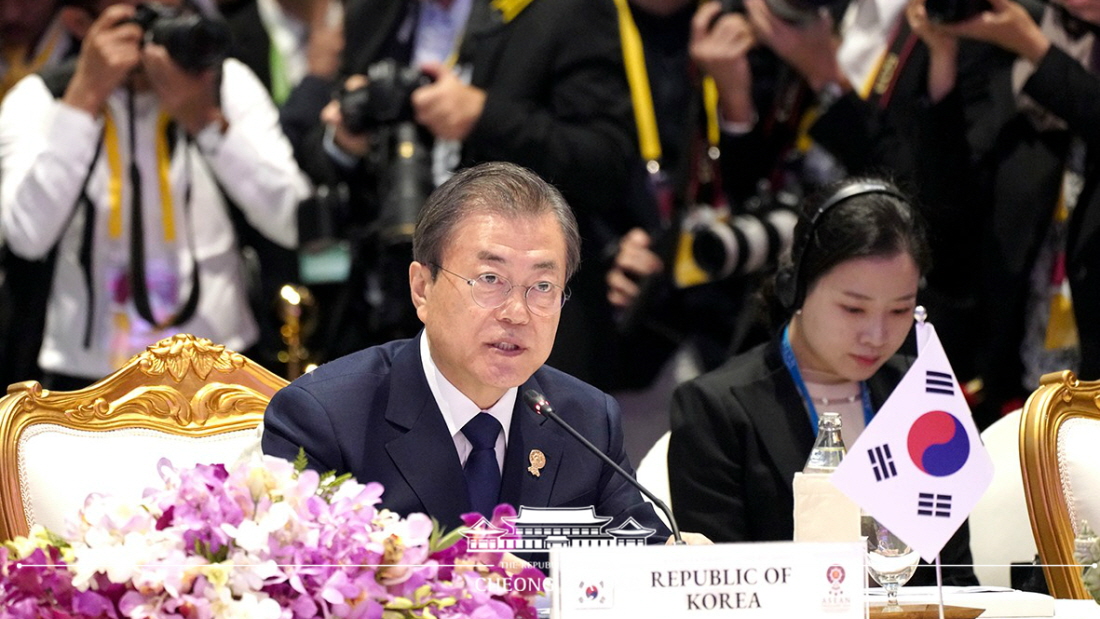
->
xmin=793 ymin=411 xmax=858 ymax=542
xmin=804 ymin=411 xmax=846 ymax=473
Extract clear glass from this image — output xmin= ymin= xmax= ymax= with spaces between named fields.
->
xmin=804 ymin=411 xmax=846 ymax=473
xmin=433 ymin=264 xmax=569 ymax=316
xmin=862 ymin=514 xmax=919 ymax=612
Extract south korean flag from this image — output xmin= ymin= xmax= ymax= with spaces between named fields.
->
xmin=831 ymin=315 xmax=993 ymax=562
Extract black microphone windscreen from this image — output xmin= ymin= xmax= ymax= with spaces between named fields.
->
xmin=523 ymin=390 xmax=551 ymax=415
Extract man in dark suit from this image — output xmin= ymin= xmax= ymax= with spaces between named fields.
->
xmin=263 ymin=162 xmax=672 ymax=538
xmin=287 ymin=0 xmax=638 ymax=391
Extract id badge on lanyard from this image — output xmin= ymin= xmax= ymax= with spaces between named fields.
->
xmin=105 ymin=253 xmax=180 ymax=369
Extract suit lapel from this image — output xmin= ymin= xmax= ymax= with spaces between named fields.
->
xmin=499 ymin=375 xmax=565 ymax=509
xmin=383 ymin=335 xmax=470 ymax=527
xmin=742 ymin=343 xmax=815 ymax=496
xmin=460 ymin=0 xmax=511 ymax=88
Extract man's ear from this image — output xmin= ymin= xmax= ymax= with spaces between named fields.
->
xmin=409 ymin=261 xmax=431 ymax=320
xmin=59 ymin=6 xmax=96 ymax=40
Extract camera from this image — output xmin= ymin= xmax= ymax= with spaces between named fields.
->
xmin=129 ymin=3 xmax=231 ymax=73
xmin=339 ymin=60 xmax=434 ymax=134
xmin=924 ymin=0 xmax=991 ymax=22
xmin=690 ymin=189 xmax=799 ymax=279
xmin=721 ymin=0 xmax=839 ymax=25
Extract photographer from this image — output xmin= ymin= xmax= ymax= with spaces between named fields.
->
xmin=0 ymin=0 xmax=309 ymax=389
xmin=916 ymin=0 xmax=1100 ymax=425
xmin=703 ymin=0 xmax=1008 ymax=383
xmin=0 ymin=0 xmax=77 ymax=390
xmin=607 ymin=0 xmax=845 ymax=380
xmin=291 ymin=0 xmax=637 ymax=385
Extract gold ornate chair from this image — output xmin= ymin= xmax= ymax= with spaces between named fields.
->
xmin=1020 ymin=370 xmax=1100 ymax=599
xmin=0 ymin=334 xmax=288 ymax=542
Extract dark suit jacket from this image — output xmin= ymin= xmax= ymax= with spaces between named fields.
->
xmin=262 ymin=334 xmax=670 ymax=538
xmin=969 ymin=43 xmax=1100 ymax=421
xmin=226 ymin=0 xmax=273 ymax=91
xmin=1020 ymin=46 xmax=1100 ymax=379
xmin=295 ymin=0 xmax=633 ymax=228
xmin=288 ymin=0 xmax=636 ymax=387
xmin=668 ymin=337 xmax=977 ymax=586
xmin=810 ymin=36 xmax=1014 ymax=381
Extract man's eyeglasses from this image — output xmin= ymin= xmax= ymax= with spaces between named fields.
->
xmin=432 ymin=264 xmax=570 ymax=317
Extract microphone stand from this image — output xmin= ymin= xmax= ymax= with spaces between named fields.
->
xmin=523 ymin=389 xmax=685 ymax=544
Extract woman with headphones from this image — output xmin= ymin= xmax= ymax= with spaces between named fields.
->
xmin=667 ymin=177 xmax=978 ymax=585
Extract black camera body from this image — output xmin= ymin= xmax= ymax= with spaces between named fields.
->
xmin=339 ymin=60 xmax=433 ymax=135
xmin=130 ymin=3 xmax=231 ymax=73
xmin=721 ymin=0 xmax=838 ymax=25
xmin=924 ymin=0 xmax=991 ymax=22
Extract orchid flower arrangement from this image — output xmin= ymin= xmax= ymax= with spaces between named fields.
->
xmin=0 ymin=453 xmax=545 ymax=619
xmin=1076 ymin=522 xmax=1100 ymax=604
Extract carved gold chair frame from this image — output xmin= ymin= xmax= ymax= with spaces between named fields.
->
xmin=0 ymin=334 xmax=288 ymax=541
xmin=1020 ymin=369 xmax=1099 ymax=599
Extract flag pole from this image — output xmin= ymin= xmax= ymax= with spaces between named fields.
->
xmin=935 ymin=554 xmax=945 ymax=619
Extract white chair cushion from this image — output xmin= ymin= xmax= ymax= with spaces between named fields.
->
xmin=19 ymin=424 xmax=260 ymax=536
xmin=635 ymin=431 xmax=671 ymax=528
xmin=969 ymin=409 xmax=1036 ymax=587
xmin=1058 ymin=416 xmax=1100 ymax=538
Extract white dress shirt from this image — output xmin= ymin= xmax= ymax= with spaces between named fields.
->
xmin=0 ymin=59 xmax=310 ymax=378
xmin=420 ymin=332 xmax=516 ymax=473
xmin=837 ymin=0 xmax=909 ymax=95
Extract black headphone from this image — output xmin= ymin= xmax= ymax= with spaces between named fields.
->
xmin=775 ymin=181 xmax=908 ymax=311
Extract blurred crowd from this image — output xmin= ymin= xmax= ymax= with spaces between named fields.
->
xmin=2 ymin=0 xmax=1099 ymax=434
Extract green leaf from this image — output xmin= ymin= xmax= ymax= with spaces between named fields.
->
xmin=387 ymin=597 xmax=414 ymax=609
xmin=428 ymin=518 xmax=468 ymax=553
xmin=44 ymin=529 xmax=70 ymax=549
xmin=317 ymin=471 xmax=353 ymax=501
xmin=293 ymin=448 xmax=309 ymax=474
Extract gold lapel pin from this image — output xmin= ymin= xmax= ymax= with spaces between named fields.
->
xmin=528 ymin=449 xmax=546 ymax=477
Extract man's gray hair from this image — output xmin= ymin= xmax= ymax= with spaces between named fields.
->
xmin=412 ymin=162 xmax=582 ymax=280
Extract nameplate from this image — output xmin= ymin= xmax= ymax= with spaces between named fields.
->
xmin=551 ymin=540 xmax=864 ymax=618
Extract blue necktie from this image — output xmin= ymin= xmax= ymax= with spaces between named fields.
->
xmin=462 ymin=412 xmax=502 ymax=517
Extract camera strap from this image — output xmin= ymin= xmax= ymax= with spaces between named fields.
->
xmin=860 ymin=15 xmax=919 ymax=109
xmin=118 ymin=89 xmax=201 ymax=332
xmin=611 ymin=0 xmax=662 ymax=165
xmin=613 ymin=0 xmax=679 ymax=228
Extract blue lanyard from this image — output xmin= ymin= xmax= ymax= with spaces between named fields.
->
xmin=780 ymin=325 xmax=874 ymax=436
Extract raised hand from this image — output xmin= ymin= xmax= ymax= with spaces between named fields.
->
xmin=607 ymin=228 xmax=664 ymax=309
xmin=906 ymin=0 xmax=959 ymax=102
xmin=745 ymin=0 xmax=847 ymax=92
xmin=411 ymin=61 xmax=486 ymax=141
xmin=691 ymin=1 xmax=757 ymax=123
xmin=938 ymin=0 xmax=1049 ymax=62
xmin=63 ymin=4 xmax=143 ymax=116
xmin=142 ymin=42 xmax=223 ymax=136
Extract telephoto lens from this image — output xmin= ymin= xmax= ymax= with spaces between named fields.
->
xmin=691 ymin=208 xmax=799 ymax=279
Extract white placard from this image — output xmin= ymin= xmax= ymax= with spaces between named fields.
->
xmin=551 ymin=541 xmax=864 ymax=618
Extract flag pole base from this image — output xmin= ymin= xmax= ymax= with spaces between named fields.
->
xmin=868 ymin=604 xmax=984 ymax=619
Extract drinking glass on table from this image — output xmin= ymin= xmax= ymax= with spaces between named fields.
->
xmin=862 ymin=514 xmax=919 ymax=612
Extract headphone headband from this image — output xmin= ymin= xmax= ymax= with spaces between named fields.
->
xmin=776 ymin=181 xmax=907 ymax=311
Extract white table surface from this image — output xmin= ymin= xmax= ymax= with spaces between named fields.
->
xmin=880 ymin=586 xmax=1100 ymax=618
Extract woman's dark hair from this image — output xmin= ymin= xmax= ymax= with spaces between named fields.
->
xmin=776 ymin=177 xmax=932 ymax=312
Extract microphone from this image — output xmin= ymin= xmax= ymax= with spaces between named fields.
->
xmin=523 ymin=389 xmax=684 ymax=544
